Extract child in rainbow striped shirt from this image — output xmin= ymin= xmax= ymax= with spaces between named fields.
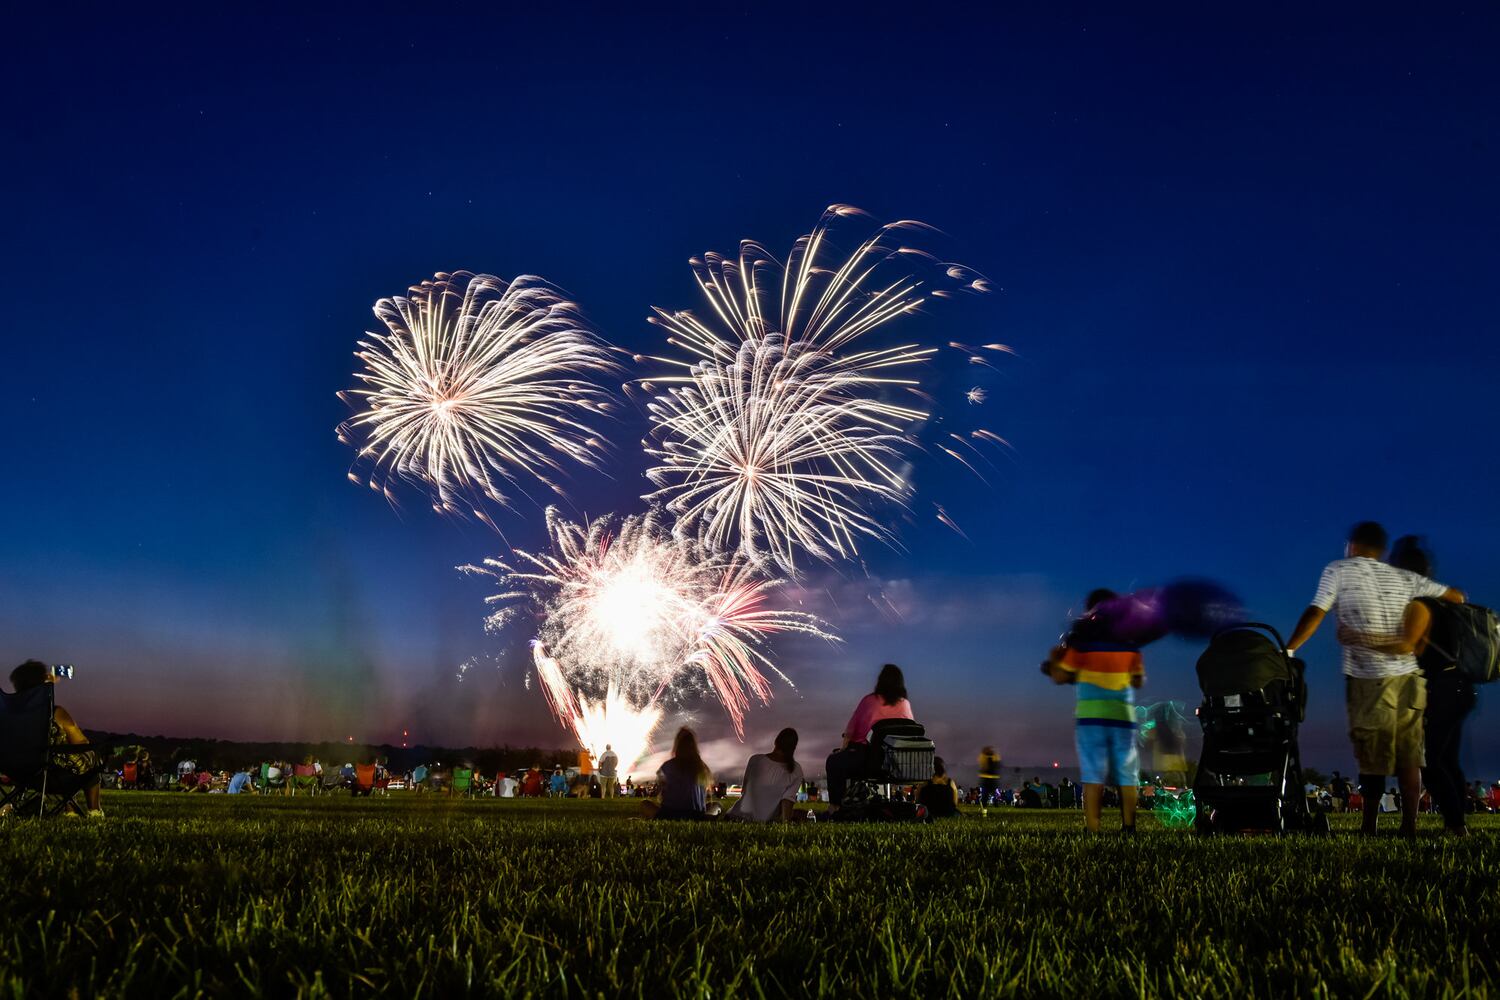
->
xmin=1043 ymin=588 xmax=1146 ymax=834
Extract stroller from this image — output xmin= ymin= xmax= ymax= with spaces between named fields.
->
xmin=1192 ymin=623 xmax=1328 ymax=835
xmin=833 ymin=719 xmax=937 ymax=822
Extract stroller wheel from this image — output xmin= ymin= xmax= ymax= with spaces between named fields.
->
xmin=1193 ymin=811 xmax=1215 ymax=836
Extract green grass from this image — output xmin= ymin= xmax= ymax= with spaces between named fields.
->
xmin=1 ymin=794 xmax=1496 ymax=998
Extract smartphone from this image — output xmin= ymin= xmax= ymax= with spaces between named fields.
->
xmin=50 ymin=664 xmax=74 ymax=680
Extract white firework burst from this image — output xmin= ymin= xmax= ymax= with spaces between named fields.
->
xmin=639 ymin=206 xmax=988 ymax=572
xmin=338 ymin=270 xmax=617 ymax=522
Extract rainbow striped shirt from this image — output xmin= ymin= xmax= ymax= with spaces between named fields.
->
xmin=1057 ymin=642 xmax=1144 ymax=728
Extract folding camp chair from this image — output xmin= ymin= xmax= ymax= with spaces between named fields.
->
xmin=0 ymin=685 xmax=104 ymax=818
xmin=451 ymin=767 xmax=473 ymax=798
xmin=121 ymin=761 xmax=138 ymax=789
xmin=258 ymin=762 xmax=285 ymax=794
xmin=290 ymin=763 xmax=319 ymax=796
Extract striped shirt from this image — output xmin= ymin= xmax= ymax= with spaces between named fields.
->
xmin=1057 ymin=642 xmax=1144 ymax=728
xmin=1310 ymin=557 xmax=1450 ymax=679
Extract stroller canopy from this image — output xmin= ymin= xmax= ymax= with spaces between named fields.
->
xmin=1196 ymin=625 xmax=1295 ymax=698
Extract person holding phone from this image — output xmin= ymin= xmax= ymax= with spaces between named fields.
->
xmin=9 ymin=660 xmax=103 ymax=818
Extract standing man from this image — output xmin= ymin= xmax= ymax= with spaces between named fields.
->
xmin=598 ymin=744 xmax=620 ymax=799
xmin=977 ymin=746 xmax=1002 ymax=816
xmin=1042 ymin=588 xmax=1146 ymax=834
xmin=1286 ymin=521 xmax=1464 ymax=837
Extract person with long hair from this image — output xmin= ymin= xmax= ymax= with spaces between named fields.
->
xmin=1338 ymin=535 xmax=1476 ymax=836
xmin=824 ymin=664 xmax=914 ymax=809
xmin=647 ymin=727 xmax=711 ymax=820
xmin=727 ymin=728 xmax=804 ymax=822
xmin=8 ymin=660 xmax=103 ymax=818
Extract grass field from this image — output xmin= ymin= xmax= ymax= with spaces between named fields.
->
xmin=1 ymin=794 xmax=1496 ymax=998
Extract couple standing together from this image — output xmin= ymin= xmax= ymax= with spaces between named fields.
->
xmin=1289 ymin=521 xmax=1474 ymax=837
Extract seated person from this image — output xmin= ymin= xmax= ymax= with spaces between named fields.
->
xmin=726 ymin=728 xmax=804 ymax=823
xmin=644 ymin=727 xmax=710 ymax=820
xmin=9 ymin=660 xmax=103 ymax=818
xmin=291 ymin=757 xmax=319 ymax=793
xmin=549 ymin=767 xmax=568 ymax=797
xmin=521 ymin=765 xmax=544 ymax=797
xmin=918 ymin=757 xmax=961 ymax=818
xmin=227 ymin=769 xmax=255 ymax=794
xmin=825 ymin=664 xmax=914 ymax=809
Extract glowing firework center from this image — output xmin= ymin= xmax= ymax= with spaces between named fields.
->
xmin=469 ymin=509 xmax=834 ymax=773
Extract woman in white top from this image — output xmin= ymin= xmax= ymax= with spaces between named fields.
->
xmin=727 ymin=728 xmax=804 ymax=823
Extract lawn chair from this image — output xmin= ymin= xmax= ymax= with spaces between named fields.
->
xmin=321 ymin=770 xmax=345 ymax=794
xmin=258 ymin=762 xmax=285 ymax=794
xmin=351 ymin=763 xmax=377 ymax=797
xmin=451 ymin=767 xmax=473 ymax=798
xmin=290 ymin=763 xmax=319 ymax=796
xmin=121 ymin=761 xmax=138 ymax=790
xmin=0 ymin=684 xmax=104 ymax=818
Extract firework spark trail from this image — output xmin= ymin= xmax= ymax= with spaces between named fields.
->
xmin=645 ymin=336 xmax=924 ymax=569
xmin=464 ymin=507 xmax=836 ymax=749
xmin=337 ymin=271 xmax=617 ymax=523
xmin=531 ymin=646 xmax=662 ymax=772
xmin=640 ymin=205 xmax=991 ymax=573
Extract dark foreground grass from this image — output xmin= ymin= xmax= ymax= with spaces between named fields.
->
xmin=1 ymin=795 xmax=1496 ymax=998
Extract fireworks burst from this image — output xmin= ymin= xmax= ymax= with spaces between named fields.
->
xmin=337 ymin=271 xmax=617 ymax=523
xmin=639 ymin=205 xmax=990 ymax=573
xmin=464 ymin=507 xmax=835 ymax=755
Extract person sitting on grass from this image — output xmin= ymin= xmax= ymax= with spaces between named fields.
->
xmin=918 ymin=757 xmax=961 ymax=819
xmin=9 ymin=660 xmax=104 ymax=819
xmin=725 ymin=727 xmax=805 ymax=823
xmin=644 ymin=727 xmax=711 ymax=821
xmin=227 ymin=768 xmax=255 ymax=794
xmin=825 ymin=664 xmax=915 ymax=811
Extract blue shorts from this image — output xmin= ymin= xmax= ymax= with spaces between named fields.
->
xmin=1075 ymin=724 xmax=1139 ymax=786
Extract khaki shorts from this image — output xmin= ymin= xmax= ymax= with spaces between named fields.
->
xmin=1345 ymin=674 xmax=1426 ymax=774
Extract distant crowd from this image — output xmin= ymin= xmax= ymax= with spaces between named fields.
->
xmin=7 ymin=519 xmax=1492 ymax=830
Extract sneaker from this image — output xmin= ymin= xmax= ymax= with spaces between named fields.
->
xmin=87 ymin=809 xmax=106 ymax=821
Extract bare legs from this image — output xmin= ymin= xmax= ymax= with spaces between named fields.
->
xmin=1082 ymin=783 xmax=1137 ymax=833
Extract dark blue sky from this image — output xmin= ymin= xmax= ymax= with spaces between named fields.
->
xmin=5 ymin=7 xmax=1499 ymax=778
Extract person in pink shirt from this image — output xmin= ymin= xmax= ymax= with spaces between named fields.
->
xmin=825 ymin=664 xmax=914 ymax=809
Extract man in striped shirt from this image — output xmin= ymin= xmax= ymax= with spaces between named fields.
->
xmin=1287 ymin=521 xmax=1464 ymax=835
xmin=1044 ymin=588 xmax=1146 ymax=833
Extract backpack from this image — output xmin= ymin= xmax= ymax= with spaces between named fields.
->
xmin=1421 ymin=599 xmax=1500 ymax=684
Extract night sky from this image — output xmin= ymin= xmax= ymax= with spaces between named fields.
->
xmin=5 ymin=7 xmax=1499 ymax=779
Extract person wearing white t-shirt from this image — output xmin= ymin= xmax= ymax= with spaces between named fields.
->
xmin=497 ymin=774 xmax=518 ymax=798
xmin=726 ymin=728 xmax=805 ymax=823
xmin=1287 ymin=521 xmax=1464 ymax=835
